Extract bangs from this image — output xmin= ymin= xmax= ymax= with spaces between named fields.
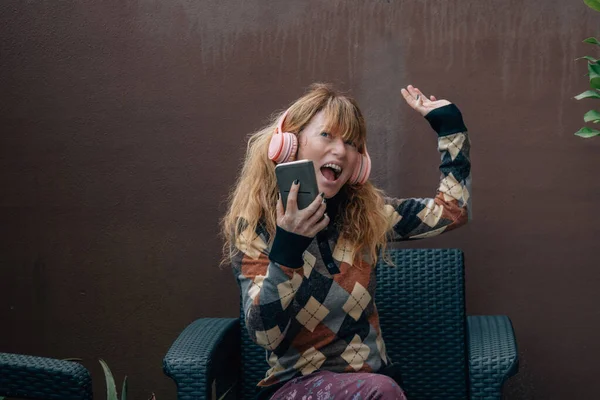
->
xmin=321 ymin=97 xmax=366 ymax=152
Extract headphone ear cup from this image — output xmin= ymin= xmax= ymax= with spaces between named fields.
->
xmin=268 ymin=131 xmax=298 ymax=163
xmin=285 ymin=132 xmax=298 ymax=162
xmin=350 ymin=152 xmax=371 ymax=185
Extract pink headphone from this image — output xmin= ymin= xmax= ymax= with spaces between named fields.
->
xmin=268 ymin=109 xmax=371 ymax=185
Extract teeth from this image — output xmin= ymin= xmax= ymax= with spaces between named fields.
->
xmin=323 ymin=163 xmax=342 ymax=172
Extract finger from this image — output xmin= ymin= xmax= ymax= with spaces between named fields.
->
xmin=286 ymin=180 xmax=300 ymax=212
xmin=276 ymin=194 xmax=284 ymax=219
xmin=401 ymin=87 xmax=420 ymax=109
xmin=313 ymin=213 xmax=330 ymax=234
xmin=407 ymin=85 xmax=419 ymax=98
xmin=430 ymin=95 xmax=436 ymax=101
xmin=400 ymin=88 xmax=414 ymax=104
xmin=302 ymin=192 xmax=326 ymax=218
xmin=411 ymin=87 xmax=426 ymax=108
xmin=414 ymin=93 xmax=423 ymax=108
xmin=414 ymin=87 xmax=430 ymax=104
xmin=307 ymin=200 xmax=327 ymax=225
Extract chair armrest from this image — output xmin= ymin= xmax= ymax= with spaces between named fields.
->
xmin=467 ymin=315 xmax=519 ymax=400
xmin=0 ymin=352 xmax=92 ymax=400
xmin=163 ymin=318 xmax=240 ymax=400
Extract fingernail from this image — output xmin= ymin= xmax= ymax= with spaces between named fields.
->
xmin=294 ymin=179 xmax=299 ymax=185
xmin=278 ymin=193 xmax=281 ymax=200
xmin=324 ymin=213 xmax=329 ymax=219
xmin=320 ymin=192 xmax=325 ymax=197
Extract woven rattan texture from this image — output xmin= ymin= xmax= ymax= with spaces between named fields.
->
xmin=239 ymin=248 xmax=468 ymax=400
xmin=376 ymin=248 xmax=468 ymax=400
xmin=239 ymin=297 xmax=268 ymax=400
xmin=0 ymin=352 xmax=92 ymax=400
xmin=163 ymin=318 xmax=239 ymax=400
xmin=468 ymin=315 xmax=518 ymax=400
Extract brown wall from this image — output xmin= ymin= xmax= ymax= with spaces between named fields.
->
xmin=2 ymin=1 xmax=599 ymax=399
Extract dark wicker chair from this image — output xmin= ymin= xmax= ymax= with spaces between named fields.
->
xmin=163 ymin=248 xmax=519 ymax=400
xmin=0 ymin=352 xmax=92 ymax=400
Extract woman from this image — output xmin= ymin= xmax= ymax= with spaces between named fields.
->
xmin=222 ymin=83 xmax=471 ymax=399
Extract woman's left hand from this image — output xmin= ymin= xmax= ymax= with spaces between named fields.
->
xmin=401 ymin=84 xmax=452 ymax=117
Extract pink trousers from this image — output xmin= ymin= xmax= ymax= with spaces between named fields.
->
xmin=270 ymin=370 xmax=408 ymax=400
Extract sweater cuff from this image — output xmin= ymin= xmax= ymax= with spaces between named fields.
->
xmin=424 ymin=103 xmax=467 ymax=137
xmin=269 ymin=226 xmax=313 ymax=268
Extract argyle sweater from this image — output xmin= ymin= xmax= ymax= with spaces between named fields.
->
xmin=232 ymin=104 xmax=470 ymax=392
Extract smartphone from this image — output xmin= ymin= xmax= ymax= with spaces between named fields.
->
xmin=275 ymin=160 xmax=320 ymax=211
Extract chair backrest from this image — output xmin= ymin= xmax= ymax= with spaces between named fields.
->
xmin=376 ymin=248 xmax=468 ymax=400
xmin=238 ymin=248 xmax=468 ymax=400
xmin=0 ymin=352 xmax=93 ymax=400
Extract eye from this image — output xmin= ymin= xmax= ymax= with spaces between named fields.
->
xmin=345 ymin=139 xmax=357 ymax=148
xmin=320 ymin=131 xmax=330 ymax=138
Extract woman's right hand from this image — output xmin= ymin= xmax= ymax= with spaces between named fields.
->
xmin=276 ymin=181 xmax=329 ymax=238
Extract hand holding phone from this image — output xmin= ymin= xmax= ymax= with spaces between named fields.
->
xmin=275 ymin=160 xmax=329 ymax=237
xmin=275 ymin=160 xmax=320 ymax=211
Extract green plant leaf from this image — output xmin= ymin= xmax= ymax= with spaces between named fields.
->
xmin=574 ymin=127 xmax=600 ymax=137
xmin=588 ymin=63 xmax=600 ymax=89
xmin=584 ymin=110 xmax=600 ymax=123
xmin=577 ymin=56 xmax=599 ymax=63
xmin=121 ymin=376 xmax=128 ymax=400
xmin=574 ymin=90 xmax=600 ymax=100
xmin=99 ymin=359 xmax=119 ymax=400
xmin=583 ymin=37 xmax=600 ymax=45
xmin=584 ymin=0 xmax=600 ymax=12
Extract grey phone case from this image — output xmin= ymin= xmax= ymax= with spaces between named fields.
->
xmin=275 ymin=160 xmax=319 ymax=211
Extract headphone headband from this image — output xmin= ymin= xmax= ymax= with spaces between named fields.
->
xmin=276 ymin=109 xmax=289 ymax=135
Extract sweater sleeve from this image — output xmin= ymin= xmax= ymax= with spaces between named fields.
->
xmin=231 ymin=222 xmax=312 ymax=351
xmin=384 ymin=104 xmax=472 ymax=241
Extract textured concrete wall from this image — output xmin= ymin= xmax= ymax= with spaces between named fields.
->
xmin=2 ymin=1 xmax=599 ymax=398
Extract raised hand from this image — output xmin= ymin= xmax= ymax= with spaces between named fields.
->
xmin=401 ymin=84 xmax=451 ymax=117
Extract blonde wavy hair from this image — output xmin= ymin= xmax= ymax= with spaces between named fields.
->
xmin=221 ymin=83 xmax=391 ymax=267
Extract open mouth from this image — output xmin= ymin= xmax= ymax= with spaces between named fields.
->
xmin=320 ymin=163 xmax=343 ymax=182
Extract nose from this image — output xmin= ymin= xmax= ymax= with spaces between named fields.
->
xmin=330 ymin=137 xmax=347 ymax=158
